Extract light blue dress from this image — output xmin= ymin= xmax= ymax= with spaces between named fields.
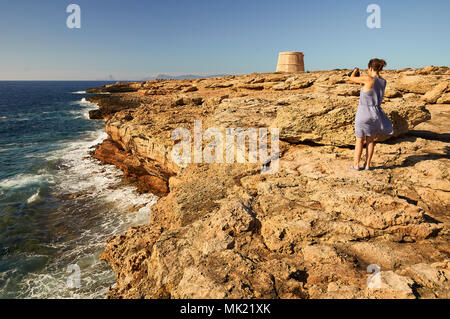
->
xmin=355 ymin=76 xmax=394 ymax=138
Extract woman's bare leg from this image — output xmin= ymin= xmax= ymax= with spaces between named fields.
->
xmin=365 ymin=135 xmax=376 ymax=169
xmin=363 ymin=137 xmax=368 ymax=168
xmin=353 ymin=137 xmax=365 ymax=169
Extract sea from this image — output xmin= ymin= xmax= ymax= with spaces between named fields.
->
xmin=0 ymin=81 xmax=158 ymax=299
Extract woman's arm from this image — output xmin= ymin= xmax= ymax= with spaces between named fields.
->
xmin=348 ymin=68 xmax=374 ymax=91
xmin=348 ymin=68 xmax=371 ymax=84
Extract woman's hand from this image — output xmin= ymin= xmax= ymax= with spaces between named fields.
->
xmin=349 ymin=69 xmax=372 ymax=85
xmin=351 ymin=68 xmax=360 ymax=77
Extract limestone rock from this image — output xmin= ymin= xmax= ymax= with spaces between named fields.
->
xmin=274 ymin=93 xmax=430 ymax=145
xmin=400 ymin=262 xmax=450 ymax=291
xmin=87 ymin=94 xmax=143 ymax=119
xmin=419 ymin=65 xmax=440 ymax=75
xmin=289 ymin=79 xmax=314 ymax=90
xmin=87 ymin=69 xmax=449 ymax=299
xmin=93 ymin=139 xmax=169 ymax=196
xmin=331 ymin=84 xmax=360 ymax=96
xmin=385 ymin=88 xmax=402 ymax=98
xmin=237 ymin=84 xmax=264 ymax=90
xmin=368 ymin=271 xmax=416 ymax=299
xmin=302 ymin=245 xmax=342 ymax=264
xmin=437 ymin=93 xmax=450 ymax=104
xmin=182 ymin=86 xmax=199 ymax=93
xmin=395 ymin=75 xmax=446 ymax=94
xmin=423 ymin=81 xmax=449 ymax=103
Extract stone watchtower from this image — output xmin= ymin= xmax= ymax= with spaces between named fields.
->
xmin=276 ymin=51 xmax=305 ymax=72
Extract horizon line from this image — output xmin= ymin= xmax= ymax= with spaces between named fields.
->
xmin=1 ymin=65 xmax=448 ymax=82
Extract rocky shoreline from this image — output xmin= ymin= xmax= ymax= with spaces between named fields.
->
xmin=88 ymin=67 xmax=449 ymax=299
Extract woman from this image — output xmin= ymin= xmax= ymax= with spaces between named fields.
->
xmin=348 ymin=58 xmax=393 ymax=171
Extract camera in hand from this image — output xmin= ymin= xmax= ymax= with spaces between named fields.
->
xmin=348 ymin=68 xmax=360 ymax=77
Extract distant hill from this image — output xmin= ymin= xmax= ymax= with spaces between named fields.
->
xmin=140 ymin=74 xmax=231 ymax=81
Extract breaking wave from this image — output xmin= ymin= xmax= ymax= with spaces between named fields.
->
xmin=0 ymin=84 xmax=157 ymax=299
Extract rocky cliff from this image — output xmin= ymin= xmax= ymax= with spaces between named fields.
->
xmin=89 ymin=66 xmax=450 ymax=299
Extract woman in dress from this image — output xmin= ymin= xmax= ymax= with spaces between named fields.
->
xmin=349 ymin=58 xmax=393 ymax=171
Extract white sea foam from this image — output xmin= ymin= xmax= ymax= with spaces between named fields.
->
xmin=71 ymin=91 xmax=110 ymax=95
xmin=26 ymin=189 xmax=42 ymax=204
xmin=17 ymin=263 xmax=114 ymax=299
xmin=3 ymin=95 xmax=159 ymax=298
xmin=69 ymin=98 xmax=100 ymax=119
xmin=79 ymin=98 xmax=89 ymax=105
xmin=51 ymin=128 xmax=158 ymax=211
xmin=13 ymin=128 xmax=158 ymax=298
xmin=15 ymin=117 xmax=31 ymax=121
xmin=0 ymin=174 xmax=50 ymax=190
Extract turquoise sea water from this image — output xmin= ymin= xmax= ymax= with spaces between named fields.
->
xmin=0 ymin=82 xmax=157 ymax=298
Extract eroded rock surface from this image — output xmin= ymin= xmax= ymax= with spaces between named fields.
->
xmin=88 ymin=67 xmax=449 ymax=299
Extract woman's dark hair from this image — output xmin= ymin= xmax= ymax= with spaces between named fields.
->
xmin=368 ymin=58 xmax=387 ymax=72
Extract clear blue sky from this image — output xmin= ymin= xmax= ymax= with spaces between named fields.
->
xmin=0 ymin=0 xmax=449 ymax=80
